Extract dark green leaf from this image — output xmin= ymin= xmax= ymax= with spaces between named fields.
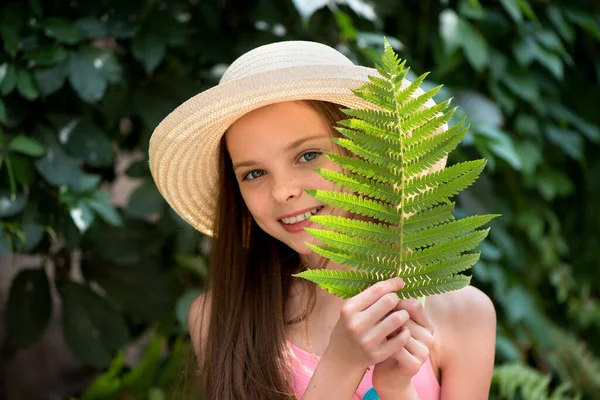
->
xmin=68 ymin=53 xmax=107 ymax=103
xmin=8 ymin=135 xmax=46 ymax=156
xmin=132 ymin=31 xmax=166 ymax=74
xmin=14 ymin=217 xmax=44 ymax=252
xmin=0 ymin=227 xmax=11 ymax=254
xmin=29 ymin=0 xmax=43 ymax=17
xmin=121 ymin=335 xmax=164 ymax=394
xmin=534 ymin=168 xmax=574 ymax=200
xmin=34 ymin=60 xmax=68 ymax=96
xmin=22 ymin=45 xmax=68 ymax=66
xmin=59 ymin=281 xmax=130 ymax=368
xmin=0 ymin=189 xmax=27 ymax=217
xmin=78 ymin=352 xmax=123 ymax=400
xmin=546 ymin=125 xmax=583 ymax=161
xmin=75 ymin=17 xmax=107 ymax=38
xmin=535 ymin=47 xmax=563 ymax=79
xmin=87 ymin=195 xmax=123 ymax=226
xmin=0 ymin=63 xmax=8 ymax=85
xmin=474 ymin=124 xmax=522 ymax=170
xmin=5 ymin=269 xmax=52 ymax=349
xmin=75 ymin=174 xmax=102 ymax=194
xmin=0 ymin=18 xmax=20 ymax=58
xmin=502 ymin=65 xmax=538 ymax=103
xmin=8 ymin=154 xmax=36 ymax=185
xmin=0 ymin=98 xmax=6 ymax=124
xmin=16 ymin=68 xmax=39 ymax=100
xmin=334 ymin=11 xmax=357 ymax=41
xmin=125 ymin=160 xmax=150 ymax=178
xmin=84 ymin=219 xmax=162 ymax=264
xmin=547 ymin=6 xmax=575 ymax=43
xmin=63 ymin=119 xmax=113 ymax=167
xmin=515 ymin=141 xmax=541 ymax=175
xmin=34 ymin=127 xmax=82 ymax=188
xmin=454 ymin=90 xmax=503 ymax=128
xmin=43 ymin=17 xmax=82 ymax=44
xmin=500 ymin=0 xmax=522 ymax=22
xmin=69 ymin=199 xmax=95 ymax=233
xmin=535 ymin=29 xmax=565 ymax=54
xmin=82 ymin=257 xmax=173 ymax=322
xmin=0 ymin=64 xmax=17 ymax=95
xmin=512 ymin=35 xmax=538 ymax=67
xmin=126 ymin=181 xmax=165 ymax=219
xmin=105 ymin=18 xmax=139 ymax=39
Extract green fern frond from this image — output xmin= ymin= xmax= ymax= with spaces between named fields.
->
xmin=403 ymin=229 xmax=490 ymax=267
xmin=306 ymin=243 xmax=398 ymax=273
xmin=294 ymin=40 xmax=498 ymax=301
xmin=325 ymin=153 xmax=400 ymax=184
xmin=492 ymin=363 xmax=578 ymax=400
xmin=404 ymin=160 xmax=485 ymax=196
xmin=404 ymin=215 xmax=498 ymax=249
xmin=402 ymin=253 xmax=481 ymax=281
xmin=401 ymin=99 xmax=452 ymax=134
xmin=295 ymin=268 xmax=470 ymax=299
xmin=310 ymin=215 xmax=399 ymax=243
xmin=306 ymin=190 xmax=401 ymax=223
xmin=403 ymin=203 xmax=456 ymax=232
xmin=394 ymin=72 xmax=430 ymax=105
xmin=315 ymin=169 xmax=399 ymax=204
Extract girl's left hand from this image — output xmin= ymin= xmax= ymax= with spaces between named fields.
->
xmin=372 ymin=298 xmax=435 ymax=397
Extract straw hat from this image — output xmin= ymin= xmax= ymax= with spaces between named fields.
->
xmin=149 ymin=41 xmax=381 ymax=236
xmin=149 ymin=40 xmax=443 ymax=236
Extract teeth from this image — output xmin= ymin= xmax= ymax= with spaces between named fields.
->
xmin=281 ymin=207 xmax=322 ymax=225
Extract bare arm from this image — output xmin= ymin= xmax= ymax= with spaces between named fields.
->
xmin=433 ymin=286 xmax=496 ymax=400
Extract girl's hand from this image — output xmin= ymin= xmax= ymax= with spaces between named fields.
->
xmin=324 ymin=278 xmax=412 ymax=373
xmin=372 ymin=298 xmax=435 ymax=397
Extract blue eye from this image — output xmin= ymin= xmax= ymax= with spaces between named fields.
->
xmin=299 ymin=151 xmax=320 ymax=163
xmin=244 ymin=170 xmax=265 ymax=181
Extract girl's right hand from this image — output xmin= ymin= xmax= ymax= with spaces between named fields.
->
xmin=325 ymin=278 xmax=412 ymax=371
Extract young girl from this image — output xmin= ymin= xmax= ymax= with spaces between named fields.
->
xmin=149 ymin=41 xmax=496 ymax=399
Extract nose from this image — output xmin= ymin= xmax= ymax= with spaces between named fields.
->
xmin=271 ymin=176 xmax=302 ymax=203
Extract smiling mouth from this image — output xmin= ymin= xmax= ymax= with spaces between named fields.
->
xmin=280 ymin=206 xmax=323 ymax=225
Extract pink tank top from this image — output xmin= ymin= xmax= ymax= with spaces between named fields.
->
xmin=288 ymin=342 xmax=440 ymax=399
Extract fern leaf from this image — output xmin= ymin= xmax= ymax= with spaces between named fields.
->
xmin=404 ymin=215 xmax=498 ymax=249
xmin=342 ymin=108 xmax=397 ymax=126
xmin=404 ymin=125 xmax=469 ymax=179
xmin=403 ymin=229 xmax=490 ymax=267
xmin=336 ymin=126 xmax=399 ymax=152
xmin=306 ymin=243 xmax=398 ymax=273
xmin=404 ymin=159 xmax=485 ymax=196
xmin=333 ymin=138 xmax=402 ymax=169
xmin=315 ymin=170 xmax=401 ymax=204
xmin=305 ymin=228 xmax=400 ymax=260
xmin=401 ymin=99 xmax=452 ymax=134
xmin=337 ymin=118 xmax=400 ymax=142
xmin=397 ymin=275 xmax=471 ymax=299
xmin=293 ymin=269 xmax=387 ymax=299
xmin=310 ymin=215 xmax=400 ymax=243
xmin=401 ymin=253 xmax=481 ymax=280
xmin=325 ymin=153 xmax=400 ymax=184
xmin=404 ymin=160 xmax=485 ymax=213
xmin=396 ymin=85 xmax=443 ymax=125
xmin=307 ymin=190 xmax=401 ymax=223
xmin=394 ymin=72 xmax=430 ymax=105
xmin=299 ymin=41 xmax=498 ymax=301
xmin=403 ymin=203 xmax=456 ymax=232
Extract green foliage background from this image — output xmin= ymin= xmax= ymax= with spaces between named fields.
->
xmin=0 ymin=0 xmax=598 ymax=398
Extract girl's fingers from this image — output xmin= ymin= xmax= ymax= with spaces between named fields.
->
xmin=403 ymin=336 xmax=430 ymax=362
xmin=396 ymin=298 xmax=434 ymax=334
xmin=380 ymin=326 xmax=411 ymax=356
xmin=367 ymin=309 xmax=410 ymax=341
xmin=403 ymin=319 xmax=434 ymax=350
xmin=344 ymin=278 xmax=404 ymax=313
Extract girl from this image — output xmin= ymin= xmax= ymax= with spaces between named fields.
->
xmin=149 ymin=41 xmax=496 ymax=399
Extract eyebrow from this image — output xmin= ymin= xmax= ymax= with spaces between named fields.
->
xmin=232 ymin=133 xmax=330 ymax=171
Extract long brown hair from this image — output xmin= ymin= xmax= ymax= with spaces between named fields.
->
xmin=193 ymin=100 xmax=348 ymax=399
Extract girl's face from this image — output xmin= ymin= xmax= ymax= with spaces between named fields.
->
xmin=225 ymin=101 xmax=346 ymax=255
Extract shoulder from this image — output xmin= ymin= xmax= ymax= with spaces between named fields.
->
xmin=428 ymin=285 xmax=496 ymax=354
xmin=188 ymin=291 xmax=212 ymax=360
xmin=427 ymin=286 xmax=497 ymax=396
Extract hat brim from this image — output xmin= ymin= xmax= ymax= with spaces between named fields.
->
xmin=149 ymin=64 xmax=378 ymax=236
